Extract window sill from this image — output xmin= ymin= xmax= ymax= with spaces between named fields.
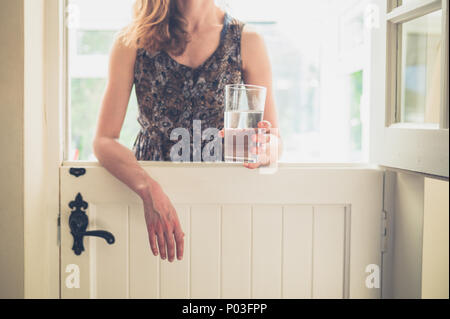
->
xmin=62 ymin=161 xmax=377 ymax=170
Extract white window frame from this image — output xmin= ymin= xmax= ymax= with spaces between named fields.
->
xmin=370 ymin=0 xmax=449 ymax=178
xmin=44 ymin=0 xmax=66 ymax=299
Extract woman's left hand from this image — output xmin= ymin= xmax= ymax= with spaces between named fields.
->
xmin=244 ymin=120 xmax=278 ymax=169
xmin=219 ymin=120 xmax=279 ymax=169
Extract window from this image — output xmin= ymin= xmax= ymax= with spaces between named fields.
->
xmin=398 ymin=10 xmax=442 ymax=124
xmin=386 ymin=0 xmax=448 ymax=128
xmin=67 ymin=0 xmax=374 ymax=162
xmin=372 ymin=0 xmax=449 ymax=177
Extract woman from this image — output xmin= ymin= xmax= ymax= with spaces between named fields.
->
xmin=93 ymin=0 xmax=281 ymax=263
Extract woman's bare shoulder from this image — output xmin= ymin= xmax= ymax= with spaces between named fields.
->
xmin=241 ymin=24 xmax=265 ymax=47
xmin=107 ymin=34 xmax=139 ymax=83
xmin=108 ymin=33 xmax=139 ymax=70
xmin=241 ymin=25 xmax=269 ymax=71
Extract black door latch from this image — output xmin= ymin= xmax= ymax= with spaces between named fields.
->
xmin=69 ymin=193 xmax=115 ymax=256
xmin=69 ymin=168 xmax=86 ymax=178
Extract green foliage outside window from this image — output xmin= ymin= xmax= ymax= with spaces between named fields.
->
xmin=70 ymin=78 xmax=139 ymax=160
xmin=77 ymin=30 xmax=117 ymax=55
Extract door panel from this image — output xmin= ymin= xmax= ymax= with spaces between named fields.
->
xmin=190 ymin=205 xmax=221 ymax=299
xmin=60 ymin=163 xmax=383 ymax=299
xmin=252 ymin=205 xmax=283 ymax=299
xmin=221 ymin=205 xmax=252 ymax=299
xmin=282 ymin=206 xmax=313 ymax=299
xmin=312 ymin=206 xmax=347 ymax=299
xmin=90 ymin=203 xmax=129 ymax=299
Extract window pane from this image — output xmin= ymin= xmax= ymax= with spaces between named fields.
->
xmin=397 ymin=10 xmax=442 ymax=124
xmin=77 ymin=30 xmax=117 ymax=55
xmin=397 ymin=0 xmax=415 ymax=7
xmin=349 ymin=71 xmax=364 ymax=159
xmin=68 ymin=0 xmax=138 ymax=161
xmin=68 ymin=0 xmax=369 ymax=162
xmin=228 ymin=0 xmax=368 ymax=162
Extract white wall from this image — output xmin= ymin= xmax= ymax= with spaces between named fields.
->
xmin=422 ymin=178 xmax=449 ymax=299
xmin=0 ymin=0 xmax=52 ymax=299
xmin=391 ymin=172 xmax=425 ymax=299
xmin=0 ymin=0 xmax=25 ymax=299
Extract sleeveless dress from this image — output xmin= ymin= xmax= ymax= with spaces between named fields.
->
xmin=132 ymin=13 xmax=245 ymax=161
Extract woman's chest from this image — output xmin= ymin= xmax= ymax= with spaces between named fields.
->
xmin=169 ymin=28 xmax=224 ymax=70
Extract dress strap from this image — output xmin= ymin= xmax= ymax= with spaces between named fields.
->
xmin=220 ymin=12 xmax=231 ymax=40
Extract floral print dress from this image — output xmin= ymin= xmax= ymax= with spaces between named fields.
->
xmin=132 ymin=13 xmax=245 ymax=161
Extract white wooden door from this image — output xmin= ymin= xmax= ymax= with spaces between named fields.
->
xmin=369 ymin=0 xmax=449 ymax=178
xmin=60 ymin=163 xmax=383 ymax=299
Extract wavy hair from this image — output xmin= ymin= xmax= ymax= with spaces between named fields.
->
xmin=119 ymin=0 xmax=189 ymax=56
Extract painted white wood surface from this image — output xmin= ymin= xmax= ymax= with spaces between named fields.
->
xmin=60 ymin=163 xmax=383 ymax=299
xmin=371 ymin=0 xmax=449 ymax=178
xmin=312 ymin=206 xmax=346 ymax=299
xmin=282 ymin=206 xmax=313 ymax=299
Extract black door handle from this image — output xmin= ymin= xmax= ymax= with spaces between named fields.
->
xmin=69 ymin=193 xmax=115 ymax=256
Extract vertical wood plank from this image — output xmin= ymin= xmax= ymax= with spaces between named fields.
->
xmin=312 ymin=206 xmax=346 ymax=299
xmin=283 ymin=206 xmax=313 ymax=298
xmin=159 ymin=205 xmax=190 ymax=299
xmin=252 ymin=205 xmax=283 ymax=299
xmin=129 ymin=204 xmax=159 ymax=299
xmin=190 ymin=205 xmax=221 ymax=299
xmin=90 ymin=203 xmax=129 ymax=299
xmin=221 ymin=205 xmax=252 ymax=299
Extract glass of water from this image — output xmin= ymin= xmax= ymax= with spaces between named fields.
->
xmin=224 ymin=84 xmax=267 ymax=163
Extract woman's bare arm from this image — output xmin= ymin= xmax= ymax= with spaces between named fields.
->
xmin=241 ymin=26 xmax=283 ymax=168
xmin=241 ymin=26 xmax=279 ymax=133
xmin=93 ymin=38 xmax=152 ymax=199
xmin=93 ymin=37 xmax=184 ymax=262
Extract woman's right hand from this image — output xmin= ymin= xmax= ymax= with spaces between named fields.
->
xmin=141 ymin=181 xmax=185 ymax=262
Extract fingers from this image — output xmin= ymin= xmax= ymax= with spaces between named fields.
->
xmin=252 ymin=133 xmax=270 ymax=144
xmin=250 ymin=145 xmax=267 ymax=155
xmin=153 ymin=225 xmax=184 ymax=262
xmin=144 ymin=186 xmax=186 ymax=263
xmin=174 ymin=225 xmax=185 ymax=261
xmin=221 ymin=122 xmax=271 ymax=141
xmin=165 ymin=229 xmax=176 ymax=263
xmin=156 ymin=229 xmax=167 ymax=260
xmin=258 ymin=120 xmax=272 ymax=132
xmin=148 ymin=230 xmax=158 ymax=256
xmin=164 ymin=221 xmax=185 ymax=262
xmin=244 ymin=162 xmax=261 ymax=169
xmin=244 ymin=123 xmax=276 ymax=170
xmin=244 ymin=137 xmax=271 ymax=169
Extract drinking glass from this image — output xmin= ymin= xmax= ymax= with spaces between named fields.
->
xmin=224 ymin=84 xmax=267 ymax=163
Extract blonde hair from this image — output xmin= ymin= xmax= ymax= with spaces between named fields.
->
xmin=119 ymin=0 xmax=189 ymax=56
